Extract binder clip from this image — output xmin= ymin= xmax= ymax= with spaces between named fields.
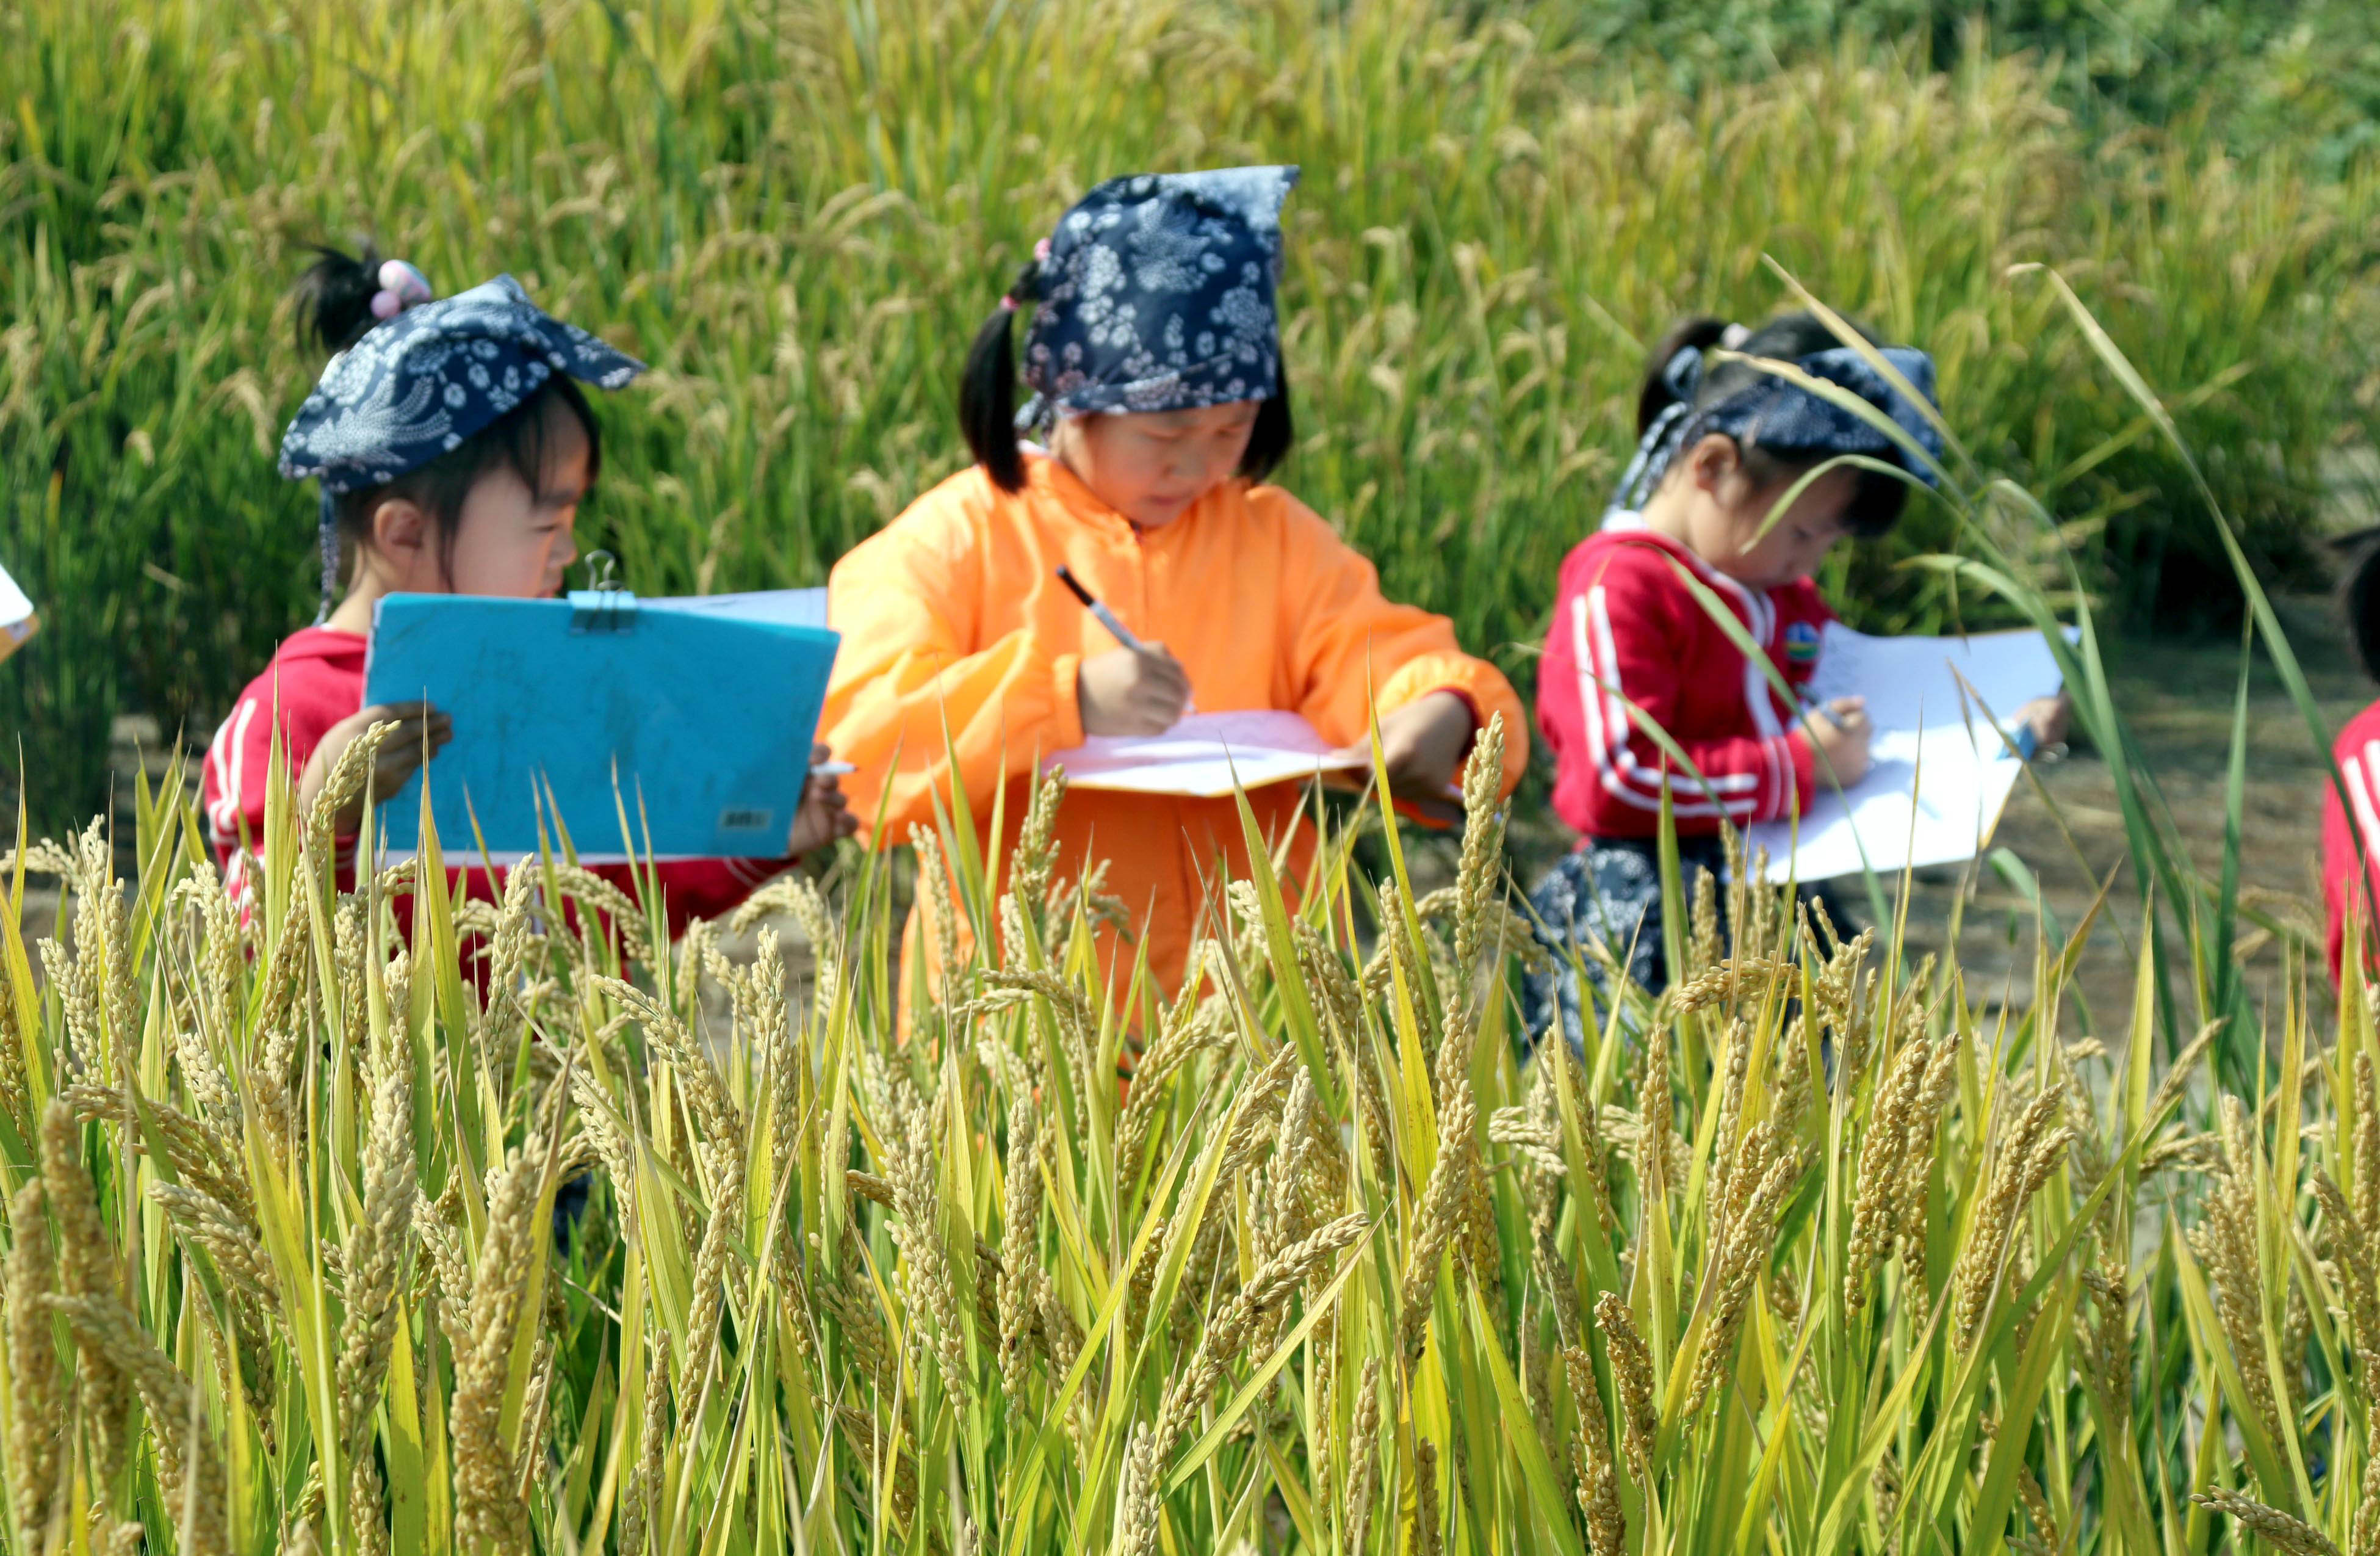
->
xmin=569 ymin=551 xmax=638 ymax=633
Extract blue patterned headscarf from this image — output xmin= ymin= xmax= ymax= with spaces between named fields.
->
xmin=279 ymin=273 xmax=644 ymax=618
xmin=1016 ymin=166 xmax=1299 ymax=429
xmin=1606 ymin=340 xmax=1945 ymax=524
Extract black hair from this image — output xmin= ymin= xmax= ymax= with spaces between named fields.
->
xmin=2339 ymin=531 xmax=2380 ymax=684
xmin=957 ymin=258 xmax=1293 ymax=494
xmin=294 ymin=244 xmax=604 ymax=587
xmin=1635 ymin=310 xmax=1911 ymax=539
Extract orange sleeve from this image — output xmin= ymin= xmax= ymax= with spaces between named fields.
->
xmin=1271 ymin=495 xmax=1529 ymax=797
xmin=821 ymin=489 xmax=1084 ymax=843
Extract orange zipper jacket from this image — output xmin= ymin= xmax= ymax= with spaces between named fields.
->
xmin=823 ymin=451 xmax=1527 ymax=1004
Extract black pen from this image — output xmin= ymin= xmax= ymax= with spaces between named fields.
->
xmin=1055 ymin=565 xmax=1151 ymax=653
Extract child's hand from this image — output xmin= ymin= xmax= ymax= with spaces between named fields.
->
xmin=1078 ymin=643 xmax=1191 ymax=736
xmin=2018 ymin=692 xmax=2072 ymax=753
xmin=1365 ymin=691 xmax=1478 ymax=803
xmin=1801 ymin=696 xmax=1872 ymax=787
xmin=297 ymin=701 xmax=452 ymax=838
xmin=787 ymin=744 xmax=859 ymax=858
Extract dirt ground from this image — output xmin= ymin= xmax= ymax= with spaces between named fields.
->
xmin=1468 ymin=592 xmax=2375 ymax=1033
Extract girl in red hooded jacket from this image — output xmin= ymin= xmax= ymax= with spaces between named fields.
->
xmin=1527 ymin=312 xmax=2066 ymax=1051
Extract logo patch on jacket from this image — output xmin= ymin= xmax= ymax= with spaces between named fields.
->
xmin=1784 ymin=620 xmax=1821 ymax=666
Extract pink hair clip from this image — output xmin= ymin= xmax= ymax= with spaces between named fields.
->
xmin=369 ymin=258 xmax=433 ymax=320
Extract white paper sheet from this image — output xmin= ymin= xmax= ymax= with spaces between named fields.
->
xmin=1744 ymin=624 xmax=2065 ymax=883
xmin=1046 ymin=710 xmax=1367 ymax=798
xmin=0 ymin=554 xmax=35 ymax=660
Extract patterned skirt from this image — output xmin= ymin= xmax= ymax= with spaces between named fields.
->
xmin=1520 ymin=834 xmax=1731 ymax=1057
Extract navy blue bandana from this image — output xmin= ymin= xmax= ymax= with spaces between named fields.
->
xmin=279 ymin=274 xmax=644 ymax=617
xmin=1017 ymin=166 xmax=1298 ymax=428
xmin=1606 ymin=342 xmax=1945 ymax=524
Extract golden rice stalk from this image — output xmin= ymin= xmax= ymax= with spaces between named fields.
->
xmin=2191 ymin=1488 xmax=2340 ymax=1556
xmin=150 ymin=1184 xmax=279 ymax=1315
xmin=2358 ymin=1052 xmax=2380 ymax=1263
xmin=250 ymin=904 xmax=316 ymax=1153
xmin=2320 ymin=1173 xmax=2380 ymax=1375
xmin=1687 ymin=866 xmax=1722 ymax=980
xmin=1158 ymin=1212 xmax=1368 ymax=1458
xmin=620 ymin=1336 xmax=671 ymax=1556
xmin=998 ymin=1091 xmax=1042 ymax=1402
xmin=1639 ymin=1003 xmax=1674 ymax=1206
xmin=1952 ymin=1083 xmax=2069 ymax=1347
xmin=874 ymin=1065 xmax=972 ymax=1406
xmin=1344 ymin=1356 xmax=1383 ymax=1554
xmin=1451 ymin=714 xmax=1508 ymax=974
xmin=2355 ymin=1399 xmax=2380 ymax=1556
xmin=1012 ymin=767 xmax=1069 ymax=921
xmin=910 ymin=825 xmax=962 ymax=1006
xmin=1565 ymin=1345 xmax=1626 ymax=1555
xmin=38 ymin=1099 xmax=134 ymax=1488
xmin=4 ymin=1182 xmax=62 ymax=1544
xmin=1397 ymin=1084 xmax=1477 ymax=1363
xmin=46 ymin=1291 xmax=230 ymax=1555
xmin=1595 ymin=1295 xmax=1657 ymax=1480
xmin=2190 ymin=1098 xmax=2285 ymax=1444
xmin=477 ymin=859 xmax=543 ymax=1042
xmin=1413 ymin=1439 xmax=1444 ymax=1556
xmin=450 ymin=1123 xmax=558 ymax=1551
xmin=594 ymin=975 xmax=744 ymax=1171
xmin=336 ymin=1003 xmax=418 ymax=1538
xmin=2017 ymin=1464 xmax=2061 ymax=1553
xmin=304 ymin=717 xmax=392 ymax=868
xmin=539 ymin=861 xmax=651 ymax=963
xmin=1114 ymin=1421 xmax=1165 ymax=1556
xmin=1845 ymin=1035 xmax=1932 ymax=1312
xmin=63 ymin=1084 xmax=253 ymax=1225
xmin=1687 ymin=1146 xmax=1801 ymax=1417
xmin=1895 ymin=1031 xmax=1962 ymax=1300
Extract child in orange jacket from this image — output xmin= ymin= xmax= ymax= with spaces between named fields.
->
xmin=824 ymin=167 xmax=1527 ymax=1004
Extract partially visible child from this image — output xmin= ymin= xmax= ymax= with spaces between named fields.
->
xmin=824 ymin=168 xmax=1527 ymax=1007
xmin=203 ymin=248 xmax=854 ymax=936
xmin=2321 ymin=536 xmax=2380 ymax=979
xmin=1528 ymin=313 xmax=2065 ymax=1049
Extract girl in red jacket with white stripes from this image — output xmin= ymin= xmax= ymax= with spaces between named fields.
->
xmin=1526 ymin=312 xmax=2062 ymax=1049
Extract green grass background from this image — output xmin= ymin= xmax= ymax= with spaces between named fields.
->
xmin=4 ymin=0 xmax=2378 ymax=833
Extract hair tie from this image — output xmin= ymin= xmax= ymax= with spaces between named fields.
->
xmin=998 ymin=295 xmax=1019 ymax=314
xmin=368 ymin=258 xmax=433 ymax=321
xmin=1719 ymin=322 xmax=1751 ymax=350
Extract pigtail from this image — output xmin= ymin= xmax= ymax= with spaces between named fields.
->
xmin=2339 ymin=530 xmax=2380 ymax=684
xmin=959 ymin=259 xmax=1044 ymax=493
xmin=294 ymin=244 xmax=385 ymax=357
xmin=1239 ymin=363 xmax=1296 ymax=483
xmin=1635 ymin=317 xmax=1732 ymax=437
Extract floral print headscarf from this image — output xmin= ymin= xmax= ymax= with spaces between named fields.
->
xmin=1017 ymin=166 xmax=1299 ymax=429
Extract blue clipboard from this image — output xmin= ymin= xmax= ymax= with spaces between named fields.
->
xmin=361 ymin=588 xmax=840 ymax=859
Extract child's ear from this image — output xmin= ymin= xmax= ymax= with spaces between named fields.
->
xmin=370 ymin=499 xmax=431 ymax=573
xmin=1684 ymin=433 xmax=1742 ymax=494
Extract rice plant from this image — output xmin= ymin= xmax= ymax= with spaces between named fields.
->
xmin=0 ymin=650 xmax=2360 ymax=1554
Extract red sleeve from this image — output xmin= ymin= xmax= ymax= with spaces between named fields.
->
xmin=202 ymin=652 xmax=364 ymax=911
xmin=1540 ymin=543 xmax=1811 ymax=839
xmin=2324 ymin=706 xmax=2380 ymax=982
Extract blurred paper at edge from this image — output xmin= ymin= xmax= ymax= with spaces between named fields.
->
xmin=0 ymin=557 xmax=36 ymax=666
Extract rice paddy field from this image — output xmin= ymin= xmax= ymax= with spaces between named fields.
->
xmin=12 ymin=0 xmax=2380 ymax=1552
xmin=6 ymin=0 xmax=2380 ymax=832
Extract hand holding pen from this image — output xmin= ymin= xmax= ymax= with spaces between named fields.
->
xmin=1058 ymin=565 xmax=1192 ymax=736
xmin=1798 ymin=692 xmax=1873 ymax=786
